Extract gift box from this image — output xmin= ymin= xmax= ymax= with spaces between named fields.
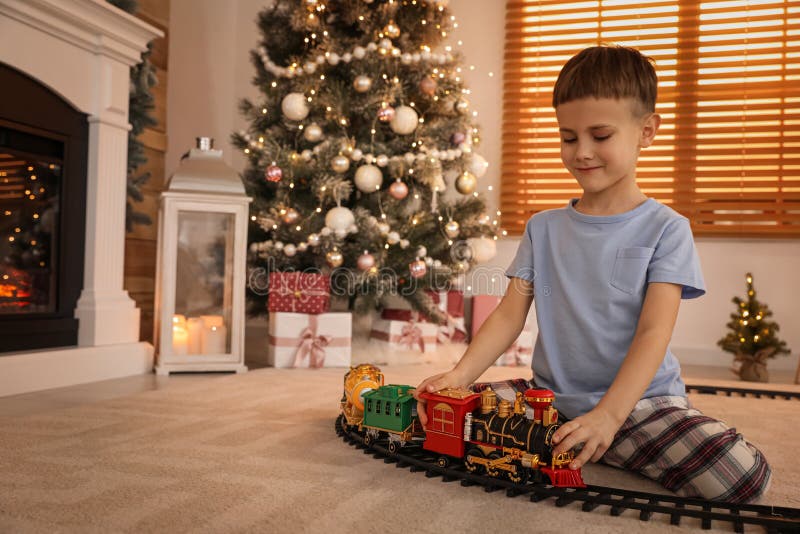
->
xmin=371 ymin=311 xmax=438 ymax=354
xmin=494 ymin=330 xmax=534 ymax=367
xmin=268 ymin=272 xmax=330 ymax=314
xmin=469 ymin=294 xmax=501 ymax=340
xmin=267 ymin=312 xmax=351 ymax=368
xmin=426 ymin=290 xmax=467 ymax=343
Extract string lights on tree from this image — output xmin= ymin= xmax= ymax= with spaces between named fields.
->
xmin=233 ymin=0 xmax=504 ymax=318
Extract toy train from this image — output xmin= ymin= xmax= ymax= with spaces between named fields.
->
xmin=339 ymin=363 xmax=586 ymax=488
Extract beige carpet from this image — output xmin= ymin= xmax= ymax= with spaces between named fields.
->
xmin=0 ymin=362 xmax=797 ymax=534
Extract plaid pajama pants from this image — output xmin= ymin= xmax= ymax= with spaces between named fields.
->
xmin=471 ymin=380 xmax=771 ymax=503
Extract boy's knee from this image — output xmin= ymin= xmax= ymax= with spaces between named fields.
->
xmin=670 ymin=437 xmax=771 ymax=504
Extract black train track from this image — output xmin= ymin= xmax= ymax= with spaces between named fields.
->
xmin=336 ymin=417 xmax=800 ymax=532
xmin=685 ymin=384 xmax=800 ymax=401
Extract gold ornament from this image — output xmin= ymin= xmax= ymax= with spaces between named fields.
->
xmin=384 ymin=20 xmax=400 ymax=39
xmin=282 ymin=207 xmax=300 ymax=224
xmin=326 ymin=248 xmax=344 ymax=268
xmin=455 ymin=171 xmax=477 ymax=194
xmin=454 ymin=97 xmax=470 ymax=115
xmin=444 ymin=220 xmax=460 ymax=238
xmin=331 ymin=154 xmax=351 ymax=173
xmin=353 ymin=75 xmax=373 ymax=93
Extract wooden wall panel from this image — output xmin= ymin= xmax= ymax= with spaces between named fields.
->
xmin=124 ymin=0 xmax=169 ymax=344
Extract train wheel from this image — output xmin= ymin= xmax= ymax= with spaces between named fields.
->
xmin=364 ymin=433 xmax=373 ymax=447
xmin=465 ymin=448 xmax=486 ymax=475
xmin=486 ymin=451 xmax=503 ymax=478
xmin=436 ymin=456 xmax=450 ymax=468
xmin=507 ymin=465 xmax=529 ymax=485
xmin=388 ymin=441 xmax=399 ymax=455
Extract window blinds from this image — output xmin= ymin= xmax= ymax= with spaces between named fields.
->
xmin=502 ymin=0 xmax=800 ymax=237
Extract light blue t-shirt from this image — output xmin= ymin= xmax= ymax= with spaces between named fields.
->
xmin=506 ymin=198 xmax=706 ymax=420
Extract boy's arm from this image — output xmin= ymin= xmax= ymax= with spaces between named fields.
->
xmin=413 ymin=277 xmax=534 ymax=427
xmin=552 ymin=281 xmax=682 ymax=468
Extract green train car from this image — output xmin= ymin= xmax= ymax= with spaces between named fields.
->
xmin=361 ymin=384 xmax=424 ymax=453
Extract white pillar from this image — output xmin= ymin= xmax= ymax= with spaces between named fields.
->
xmin=74 ymin=57 xmax=141 ymax=346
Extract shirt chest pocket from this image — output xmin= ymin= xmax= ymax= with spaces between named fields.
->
xmin=610 ymin=247 xmax=655 ymax=294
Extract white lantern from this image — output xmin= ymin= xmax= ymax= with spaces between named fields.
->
xmin=154 ymin=137 xmax=252 ymax=374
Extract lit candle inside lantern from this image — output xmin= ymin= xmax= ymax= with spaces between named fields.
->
xmin=187 ymin=317 xmax=203 ymax=354
xmin=201 ymin=324 xmax=227 ymax=354
xmin=173 ymin=314 xmax=187 ymax=328
xmin=172 ymin=324 xmax=189 ymax=355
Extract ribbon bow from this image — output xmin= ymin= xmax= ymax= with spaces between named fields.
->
xmin=437 ymin=313 xmax=467 ymax=344
xmin=399 ymin=321 xmax=425 ymax=352
xmin=292 ymin=316 xmax=331 ymax=368
xmin=503 ymin=341 xmax=531 ymax=366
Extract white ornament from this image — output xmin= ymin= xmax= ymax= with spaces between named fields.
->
xmin=316 ymin=55 xmax=326 ymax=65
xmin=334 ymin=228 xmax=347 ymax=239
xmin=404 ymin=152 xmax=416 ymax=164
xmin=353 ymin=46 xmax=366 ymax=59
xmin=308 ymin=233 xmax=320 ymax=246
xmin=274 ymin=241 xmax=284 ymax=251
xmin=328 ymin=53 xmax=340 ymax=65
xmin=304 ymin=123 xmax=324 ymax=142
xmin=424 ymin=256 xmax=434 ymax=266
xmin=354 ymin=164 xmax=383 ymax=192
xmin=304 ymin=62 xmax=316 ymax=74
xmin=399 ymin=239 xmax=409 ymax=249
xmin=387 ymin=231 xmax=400 ymax=244
xmin=468 ymin=236 xmax=497 ymax=264
xmin=364 ymin=154 xmax=375 ymax=165
xmin=297 ymin=242 xmax=308 ymax=252
xmin=320 ymin=227 xmax=332 ymax=236
xmin=390 ymin=106 xmax=419 ymax=135
xmin=283 ymin=243 xmax=297 ymax=257
xmin=325 ymin=206 xmax=355 ymax=231
xmin=301 ymin=149 xmax=313 ymax=161
xmin=342 ymin=53 xmax=352 ymax=63
xmin=377 ymin=222 xmax=390 ymax=235
xmin=469 ymin=153 xmax=489 ymax=178
xmin=351 ymin=148 xmax=363 ymax=161
xmin=401 ymin=53 xmax=412 ymax=65
xmin=417 ymin=246 xmax=427 ymax=258
xmin=281 ymin=93 xmax=309 ymax=121
xmin=376 ymin=154 xmax=389 ymax=167
xmin=433 ymin=259 xmax=442 ymax=268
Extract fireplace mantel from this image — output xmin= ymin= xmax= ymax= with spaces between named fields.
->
xmin=0 ymin=0 xmax=163 ymax=396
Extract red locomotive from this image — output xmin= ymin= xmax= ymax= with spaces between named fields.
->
xmin=340 ymin=365 xmax=586 ymax=488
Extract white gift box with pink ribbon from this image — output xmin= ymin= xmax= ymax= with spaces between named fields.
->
xmin=494 ymin=330 xmax=534 ymax=367
xmin=267 ymin=312 xmax=352 ymax=368
xmin=370 ymin=315 xmax=438 ymax=354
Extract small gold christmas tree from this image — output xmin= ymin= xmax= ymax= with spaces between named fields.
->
xmin=717 ymin=272 xmax=789 ymax=382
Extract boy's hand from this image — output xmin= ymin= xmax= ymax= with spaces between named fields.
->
xmin=412 ymin=370 xmax=466 ymax=429
xmin=551 ymin=407 xmax=621 ymax=470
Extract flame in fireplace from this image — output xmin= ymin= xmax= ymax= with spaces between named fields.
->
xmin=0 ymin=266 xmax=32 ymax=309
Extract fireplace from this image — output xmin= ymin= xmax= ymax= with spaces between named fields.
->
xmin=0 ymin=0 xmax=161 ymax=396
xmin=0 ymin=63 xmax=87 ymax=352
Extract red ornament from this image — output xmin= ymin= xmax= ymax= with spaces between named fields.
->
xmin=409 ymin=259 xmax=427 ymax=279
xmin=451 ymin=131 xmax=466 ymax=146
xmin=388 ymin=180 xmax=409 ymax=200
xmin=265 ymin=164 xmax=283 ymax=182
xmin=419 ymin=76 xmax=437 ymax=96
xmin=377 ymin=105 xmax=396 ymax=122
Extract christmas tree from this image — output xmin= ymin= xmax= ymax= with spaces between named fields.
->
xmin=717 ymin=272 xmax=790 ymax=382
xmin=233 ymin=0 xmax=499 ymax=319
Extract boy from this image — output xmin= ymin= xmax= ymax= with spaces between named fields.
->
xmin=414 ymin=45 xmax=770 ymax=503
